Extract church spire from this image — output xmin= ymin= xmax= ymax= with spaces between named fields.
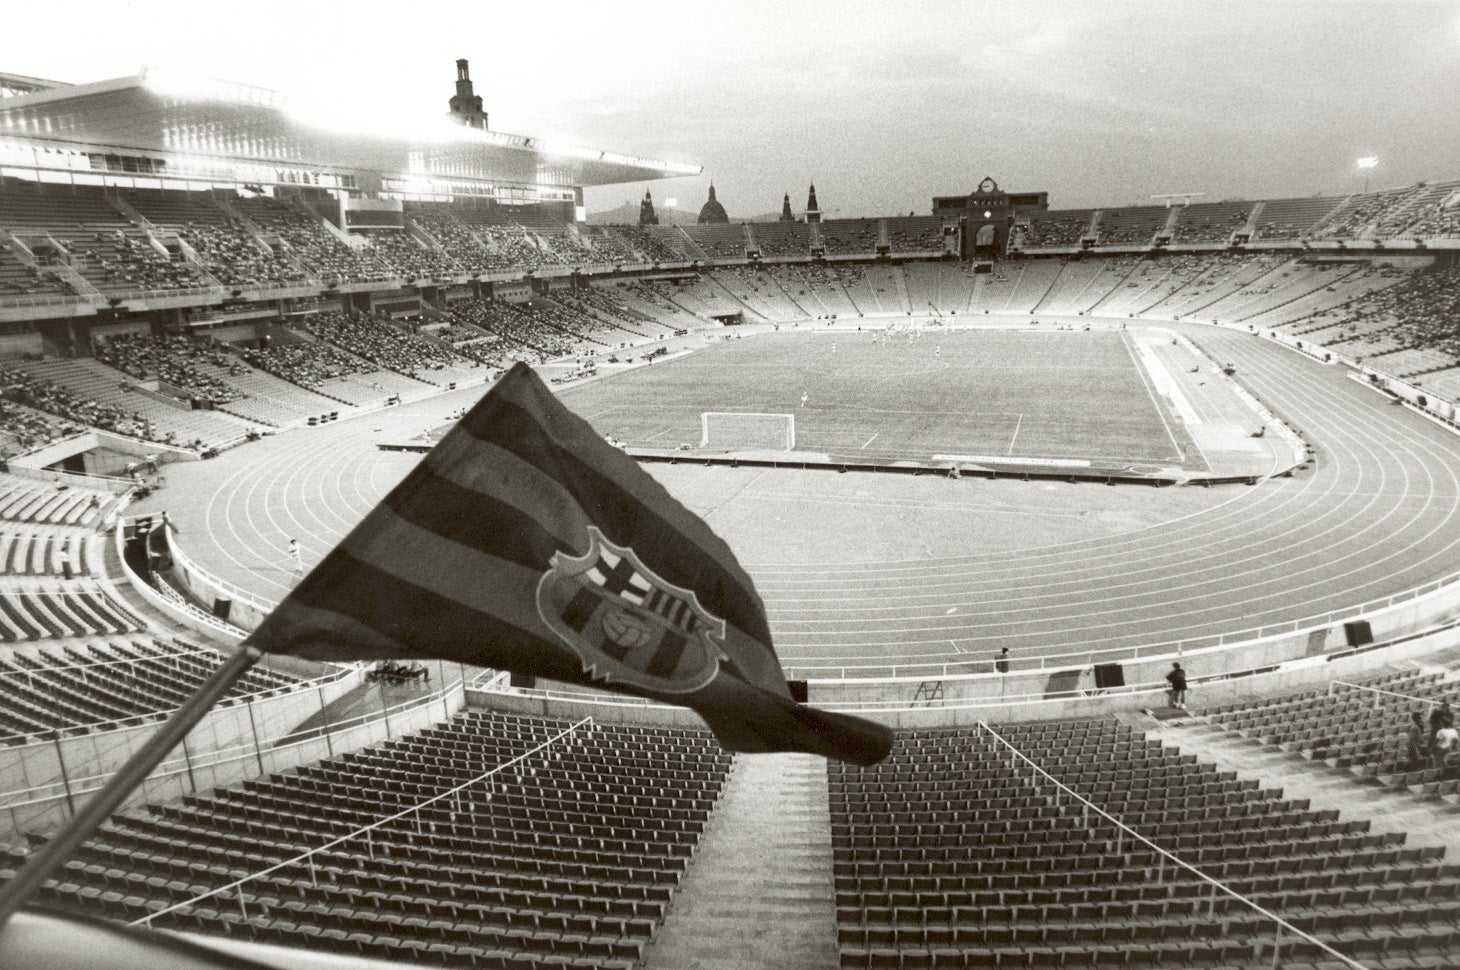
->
xmin=804 ymin=183 xmax=822 ymax=224
xmin=639 ymin=190 xmax=659 ymax=226
xmin=780 ymin=192 xmax=795 ymax=221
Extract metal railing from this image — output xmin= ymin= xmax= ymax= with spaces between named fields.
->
xmin=0 ymin=650 xmax=359 ymax=749
xmin=140 ymin=517 xmax=269 ymax=616
xmin=129 ymin=716 xmax=591 ymax=929
xmin=0 ymin=662 xmax=459 ymax=817
xmin=784 ymin=567 xmax=1460 ymax=680
xmin=978 ymin=722 xmax=1369 ymax=970
xmin=1328 ymin=680 xmax=1451 ymax=709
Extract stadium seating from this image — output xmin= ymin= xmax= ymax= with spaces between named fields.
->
xmin=234 ymin=197 xmax=394 ymax=286
xmin=95 ymin=334 xmax=245 ymax=406
xmin=1172 ymin=201 xmax=1254 ymax=244
xmin=819 ymin=219 xmax=880 ymax=256
xmin=0 ymin=477 xmax=109 ymax=528
xmin=0 ymin=247 xmax=78 ymax=304
xmin=0 ymin=399 xmax=84 ymax=458
xmin=682 ymin=224 xmax=748 ymax=259
xmin=1252 ymin=197 xmax=1344 ymax=241
xmin=884 ymin=217 xmax=944 ymax=254
xmin=2 ymin=358 xmax=247 ymax=451
xmin=0 ymin=639 xmax=301 ymax=742
xmin=1019 ymin=210 xmax=1094 ymax=248
xmin=831 ymin=719 xmax=1460 ymax=969
xmin=293 ymin=312 xmax=475 ymax=385
xmin=0 ymin=583 xmax=145 ymax=643
xmin=750 ymin=221 xmax=812 ymax=257
xmin=1314 ymin=188 xmax=1425 ymax=240
xmin=1206 ymin=669 xmax=1460 ymax=802
xmin=122 ymin=190 xmax=310 ymax=288
xmin=1095 ymin=206 xmax=1168 ymax=246
xmin=353 ymin=229 xmax=464 ymax=282
xmin=0 ymin=181 xmax=210 ymax=295
xmin=8 ymin=710 xmax=731 ymax=968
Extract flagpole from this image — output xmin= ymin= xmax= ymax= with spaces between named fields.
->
xmin=0 ymin=643 xmax=263 ymax=926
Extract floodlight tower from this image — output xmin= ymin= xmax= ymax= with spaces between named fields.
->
xmin=1357 ymin=157 xmax=1379 ymax=193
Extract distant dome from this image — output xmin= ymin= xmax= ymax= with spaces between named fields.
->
xmin=697 ymin=184 xmax=729 ymax=224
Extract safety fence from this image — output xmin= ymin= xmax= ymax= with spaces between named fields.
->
xmin=979 ymin=721 xmax=1368 ymax=970
xmin=130 ymin=717 xmax=591 ymax=930
xmin=0 ymin=659 xmax=461 ymax=835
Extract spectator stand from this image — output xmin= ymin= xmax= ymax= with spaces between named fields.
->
xmin=832 ymin=718 xmax=1447 ymax=969
xmin=1205 ymin=666 xmax=1460 ymax=804
xmin=3 ymin=709 xmax=730 ymax=970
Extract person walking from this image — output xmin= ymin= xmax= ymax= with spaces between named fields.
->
xmin=285 ymin=539 xmax=303 ymax=578
xmin=1407 ymin=710 xmax=1431 ymax=769
xmin=994 ymin=648 xmax=1010 ymax=674
xmin=1166 ymin=662 xmax=1188 ymax=710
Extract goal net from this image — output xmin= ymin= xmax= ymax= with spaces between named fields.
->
xmin=700 ymin=412 xmax=796 ymax=451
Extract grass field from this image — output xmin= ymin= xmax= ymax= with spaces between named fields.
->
xmin=558 ymin=329 xmax=1193 ymax=466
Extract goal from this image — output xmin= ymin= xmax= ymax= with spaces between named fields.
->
xmin=700 ymin=412 xmax=796 ymax=451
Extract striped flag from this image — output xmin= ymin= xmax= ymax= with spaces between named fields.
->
xmin=248 ymin=362 xmax=892 ymax=765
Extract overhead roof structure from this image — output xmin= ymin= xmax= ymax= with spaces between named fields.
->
xmin=0 ymin=67 xmax=700 ymax=190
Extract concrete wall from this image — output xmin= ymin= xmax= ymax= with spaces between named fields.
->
xmin=0 ymin=666 xmax=364 ymax=836
xmin=466 ymin=618 xmax=1460 ymax=737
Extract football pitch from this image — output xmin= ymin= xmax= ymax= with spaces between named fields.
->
xmin=559 ymin=329 xmax=1194 ymax=466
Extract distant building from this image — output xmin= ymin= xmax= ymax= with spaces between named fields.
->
xmin=805 ymin=183 xmax=822 ymax=224
xmin=698 ymin=184 xmax=729 ymax=224
xmin=446 ymin=58 xmax=487 ymax=130
xmin=639 ymin=190 xmax=659 ymax=226
xmin=930 ymin=176 xmax=1047 ymax=258
xmin=779 ymin=192 xmax=795 ymax=221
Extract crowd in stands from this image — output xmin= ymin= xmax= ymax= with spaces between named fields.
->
xmin=179 ymin=222 xmax=309 ymax=288
xmin=884 ymin=216 xmax=944 ymax=253
xmin=409 ymin=213 xmax=493 ymax=264
xmin=95 ymin=333 xmax=245 ymax=405
xmin=567 ymin=287 xmax=656 ymax=330
xmin=475 ymin=225 xmax=544 ymax=273
xmin=67 ymin=233 xmax=208 ymax=293
xmin=444 ymin=299 xmax=578 ymax=361
xmin=577 ymin=227 xmax=641 ymax=263
xmin=615 ymin=226 xmax=690 ymax=262
xmin=0 ymin=368 xmax=151 ymax=440
xmin=355 ymin=229 xmax=462 ymax=281
xmin=238 ymin=338 xmax=371 ymax=390
xmin=1313 ymin=189 xmax=1415 ymax=240
xmin=0 ymin=398 xmax=79 ymax=455
xmin=427 ymin=323 xmax=493 ymax=347
xmin=0 ymin=245 xmax=80 ymax=303
xmin=1174 ymin=204 xmax=1251 ymax=243
xmin=238 ymin=198 xmax=395 ymax=286
xmin=1097 ymin=209 xmax=1168 ymax=245
xmin=298 ymin=311 xmax=469 ymax=378
xmin=530 ymin=229 xmax=602 ymax=267
xmin=1019 ymin=213 xmax=1092 ymax=247
xmin=1308 ymin=267 xmax=1460 ymax=363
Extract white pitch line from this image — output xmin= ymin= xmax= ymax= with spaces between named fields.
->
xmin=1007 ymin=413 xmax=1023 ymax=456
xmin=860 ymin=432 xmax=880 ymax=450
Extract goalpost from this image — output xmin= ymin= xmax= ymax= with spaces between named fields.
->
xmin=700 ymin=412 xmax=796 ymax=451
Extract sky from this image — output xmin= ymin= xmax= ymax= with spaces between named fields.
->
xmin=4 ymin=0 xmax=1459 ymax=218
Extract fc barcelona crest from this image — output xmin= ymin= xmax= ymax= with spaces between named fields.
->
xmin=536 ymin=527 xmax=724 ymax=694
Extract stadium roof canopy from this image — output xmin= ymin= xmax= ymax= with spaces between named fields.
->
xmin=0 ymin=68 xmax=700 ymax=190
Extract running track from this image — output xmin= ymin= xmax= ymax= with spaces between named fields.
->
xmin=139 ymin=320 xmax=1460 ymax=678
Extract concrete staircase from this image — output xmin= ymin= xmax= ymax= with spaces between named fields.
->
xmin=642 ymin=752 xmax=838 ymax=970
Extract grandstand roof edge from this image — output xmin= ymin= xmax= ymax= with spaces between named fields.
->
xmin=0 ymin=73 xmax=700 ymax=188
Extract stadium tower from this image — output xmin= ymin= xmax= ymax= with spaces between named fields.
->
xmin=446 ymin=58 xmax=487 ymax=130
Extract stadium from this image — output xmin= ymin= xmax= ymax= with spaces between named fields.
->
xmin=1 ymin=5 xmax=1460 ymax=969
